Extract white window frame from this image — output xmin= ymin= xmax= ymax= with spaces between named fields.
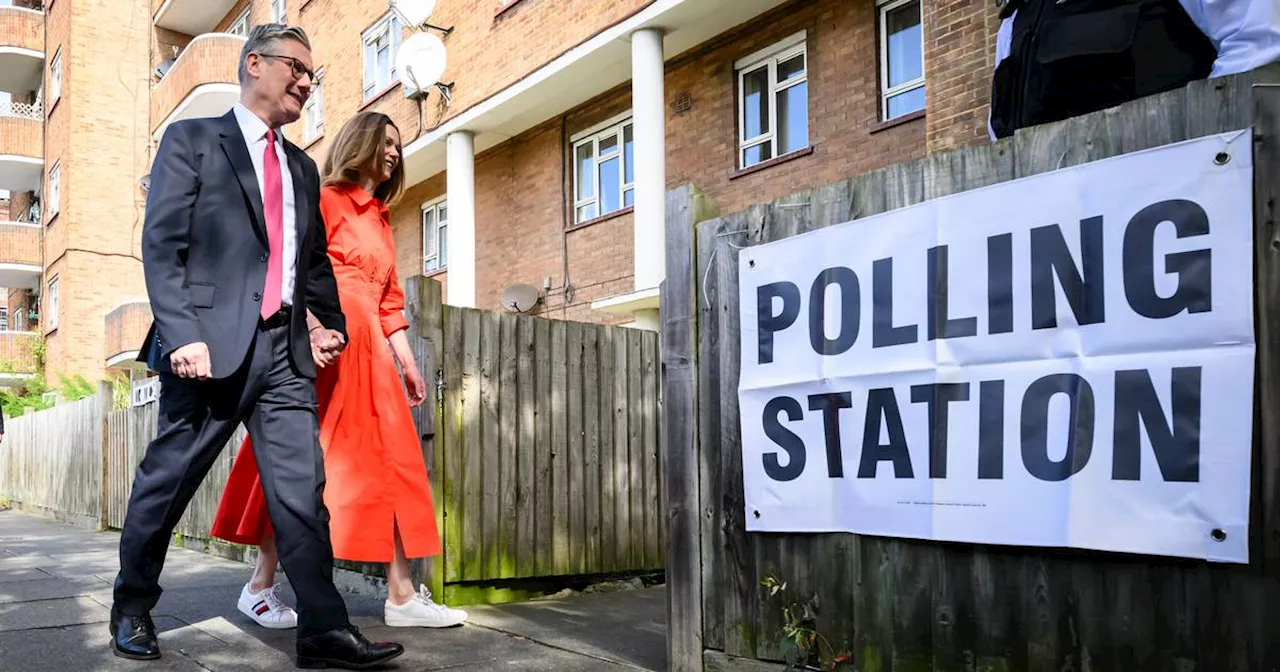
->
xmin=269 ymin=0 xmax=286 ymax=24
xmin=0 ymin=307 xmax=9 ymax=332
xmin=878 ymin=0 xmax=926 ymax=121
xmin=48 ymin=49 xmax=61 ymax=106
xmin=421 ymin=197 xmax=448 ymax=273
xmin=47 ymin=162 xmax=60 ymax=220
xmin=570 ymin=112 xmax=634 ymax=225
xmin=303 ymin=68 xmax=324 ymax=143
xmin=362 ymin=13 xmax=403 ymax=101
xmin=46 ymin=276 xmax=58 ymax=332
xmin=735 ymin=32 xmax=809 ymax=170
xmin=229 ymin=9 xmax=251 ymax=37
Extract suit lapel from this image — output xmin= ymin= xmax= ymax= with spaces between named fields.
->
xmin=218 ymin=112 xmax=268 ymax=245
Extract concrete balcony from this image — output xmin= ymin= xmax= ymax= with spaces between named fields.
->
xmin=0 ymin=222 xmax=40 ymax=290
xmin=0 ymin=101 xmax=42 ymax=192
xmin=0 ymin=330 xmax=39 ymax=383
xmin=154 ymin=0 xmax=238 ymax=37
xmin=0 ymin=5 xmax=44 ymax=94
xmin=151 ymin=33 xmax=245 ymax=142
xmin=104 ymin=300 xmax=152 ymax=370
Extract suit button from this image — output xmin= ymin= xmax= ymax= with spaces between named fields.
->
xmin=253 ymin=292 xmax=262 ymax=301
xmin=260 ymin=254 xmax=268 ymax=262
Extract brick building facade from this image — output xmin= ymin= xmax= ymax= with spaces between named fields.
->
xmin=0 ymin=0 xmax=999 ymax=384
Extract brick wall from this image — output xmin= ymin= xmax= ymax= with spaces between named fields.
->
xmin=0 ymin=4 xmax=43 ymax=53
xmin=0 ymin=116 xmax=40 ymax=159
xmin=149 ymin=34 xmax=245 ymax=132
xmin=103 ymin=300 xmax=152 ymax=362
xmin=42 ymin=0 xmax=152 ymax=382
xmin=924 ymin=0 xmax=1001 ymax=153
xmin=0 ymin=223 xmax=40 ymax=267
xmin=384 ymin=0 xmax=953 ymax=325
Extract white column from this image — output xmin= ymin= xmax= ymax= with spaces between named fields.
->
xmin=631 ymin=28 xmax=666 ymax=295
xmin=446 ymin=131 xmax=476 ymax=308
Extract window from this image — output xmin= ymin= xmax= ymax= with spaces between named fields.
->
xmin=45 ymin=277 xmax=58 ymax=332
xmin=48 ymin=50 xmax=61 ymax=105
xmin=736 ymin=33 xmax=809 ymax=170
xmin=878 ymin=0 xmax=925 ymax=121
xmin=422 ymin=199 xmax=448 ymax=273
xmin=363 ymin=13 xmax=403 ymax=101
xmin=571 ymin=114 xmax=634 ymax=224
xmin=229 ymin=9 xmax=250 ymax=37
xmin=1 ymin=308 xmax=9 ymax=332
xmin=47 ymin=162 xmax=60 ymax=220
xmin=303 ymin=68 xmax=324 ymax=142
xmin=270 ymin=0 xmax=286 ymax=24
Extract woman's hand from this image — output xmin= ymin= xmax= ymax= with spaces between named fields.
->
xmin=403 ymin=365 xmax=427 ymax=407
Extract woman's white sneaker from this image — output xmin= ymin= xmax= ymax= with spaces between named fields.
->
xmin=237 ymin=582 xmax=298 ymax=629
xmin=384 ymin=585 xmax=468 ymax=628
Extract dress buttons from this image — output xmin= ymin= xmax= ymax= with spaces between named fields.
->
xmin=260 ymin=254 xmax=268 ymax=262
xmin=253 ymin=292 xmax=262 ymax=301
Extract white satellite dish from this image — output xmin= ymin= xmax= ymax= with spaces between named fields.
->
xmin=389 ymin=0 xmax=437 ymax=28
xmin=396 ymin=32 xmax=447 ymax=95
xmin=501 ymin=284 xmax=541 ymax=314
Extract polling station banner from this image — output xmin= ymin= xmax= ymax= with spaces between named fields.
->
xmin=738 ymin=131 xmax=1256 ymax=563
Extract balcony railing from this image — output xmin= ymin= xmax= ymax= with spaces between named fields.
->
xmin=0 ymin=331 xmax=39 ymax=377
xmin=0 ymin=100 xmax=41 ymax=121
xmin=151 ymin=33 xmax=245 ymax=138
xmin=0 ymin=221 xmax=40 ymax=268
xmin=104 ymin=301 xmax=152 ymax=368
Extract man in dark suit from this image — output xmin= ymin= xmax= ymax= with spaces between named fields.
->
xmin=111 ymin=24 xmax=403 ymax=669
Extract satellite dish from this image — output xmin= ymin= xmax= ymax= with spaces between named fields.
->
xmin=396 ymin=32 xmax=447 ymax=94
xmin=501 ymin=284 xmax=540 ymax=314
xmin=390 ymin=0 xmax=437 ymax=28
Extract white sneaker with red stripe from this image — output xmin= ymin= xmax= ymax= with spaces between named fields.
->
xmin=237 ymin=582 xmax=298 ymax=630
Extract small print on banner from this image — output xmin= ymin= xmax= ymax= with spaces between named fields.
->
xmin=737 ymin=130 xmax=1255 ymax=563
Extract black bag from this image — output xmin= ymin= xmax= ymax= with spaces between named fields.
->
xmin=990 ymin=0 xmax=1216 ymax=139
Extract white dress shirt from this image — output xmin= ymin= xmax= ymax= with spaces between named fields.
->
xmin=233 ymin=102 xmax=297 ymax=306
xmin=989 ymin=1 xmax=1280 ymax=139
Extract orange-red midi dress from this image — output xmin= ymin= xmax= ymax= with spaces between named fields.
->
xmin=209 ymin=182 xmax=442 ymax=563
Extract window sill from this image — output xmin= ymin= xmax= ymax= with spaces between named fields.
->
xmin=45 ymin=95 xmax=61 ymax=119
xmin=360 ymin=83 xmax=402 ymax=111
xmin=423 ymin=267 xmax=447 ymax=279
xmin=567 ymin=205 xmax=633 ymax=232
xmin=730 ymin=146 xmax=814 ymax=181
xmin=495 ymin=0 xmax=527 ymax=18
xmin=870 ymin=109 xmax=925 ymax=134
xmin=302 ymin=134 xmax=324 ymax=151
xmin=45 ymin=212 xmax=59 ymax=228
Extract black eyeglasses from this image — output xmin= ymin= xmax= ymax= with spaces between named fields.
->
xmin=256 ymin=52 xmax=315 ymax=82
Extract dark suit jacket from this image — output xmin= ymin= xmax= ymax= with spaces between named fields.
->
xmin=137 ymin=110 xmax=345 ymax=380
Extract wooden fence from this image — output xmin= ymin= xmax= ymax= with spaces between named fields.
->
xmin=1 ymin=276 xmax=661 ymax=606
xmin=0 ymin=393 xmax=107 ymax=527
xmin=663 ymin=65 xmax=1280 ymax=671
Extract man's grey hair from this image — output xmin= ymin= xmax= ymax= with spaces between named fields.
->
xmin=237 ymin=24 xmax=312 ymax=85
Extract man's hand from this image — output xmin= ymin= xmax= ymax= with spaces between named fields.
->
xmin=309 ymin=327 xmax=346 ymax=368
xmin=403 ymin=366 xmax=427 ymax=407
xmin=170 ymin=342 xmax=212 ymax=379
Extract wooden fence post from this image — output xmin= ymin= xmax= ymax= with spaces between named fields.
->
xmin=98 ymin=380 xmax=113 ymax=530
xmin=663 ymin=183 xmax=719 ymax=671
xmin=1251 ymin=82 xmax=1280 ymax=573
xmin=406 ymin=276 xmax=446 ymax=599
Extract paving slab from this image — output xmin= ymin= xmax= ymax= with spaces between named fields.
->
xmin=0 ymin=510 xmax=669 ymax=671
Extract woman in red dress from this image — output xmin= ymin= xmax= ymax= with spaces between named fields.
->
xmin=210 ymin=111 xmax=466 ymax=630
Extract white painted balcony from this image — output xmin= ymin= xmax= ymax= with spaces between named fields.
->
xmin=153 ymin=0 xmax=238 ymax=37
xmin=0 ymin=5 xmax=43 ymax=95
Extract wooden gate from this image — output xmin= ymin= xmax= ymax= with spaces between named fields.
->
xmin=406 ymin=278 xmax=664 ymax=601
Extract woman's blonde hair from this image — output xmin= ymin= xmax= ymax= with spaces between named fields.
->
xmin=321 ymin=111 xmax=405 ymax=205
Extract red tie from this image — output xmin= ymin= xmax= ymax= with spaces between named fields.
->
xmin=261 ymin=128 xmax=284 ymax=319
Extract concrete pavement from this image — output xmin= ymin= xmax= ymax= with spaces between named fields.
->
xmin=0 ymin=510 xmax=667 ymax=671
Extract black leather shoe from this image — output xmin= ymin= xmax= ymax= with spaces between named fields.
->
xmin=296 ymin=625 xmax=403 ymax=670
xmin=109 ymin=607 xmax=161 ymax=660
